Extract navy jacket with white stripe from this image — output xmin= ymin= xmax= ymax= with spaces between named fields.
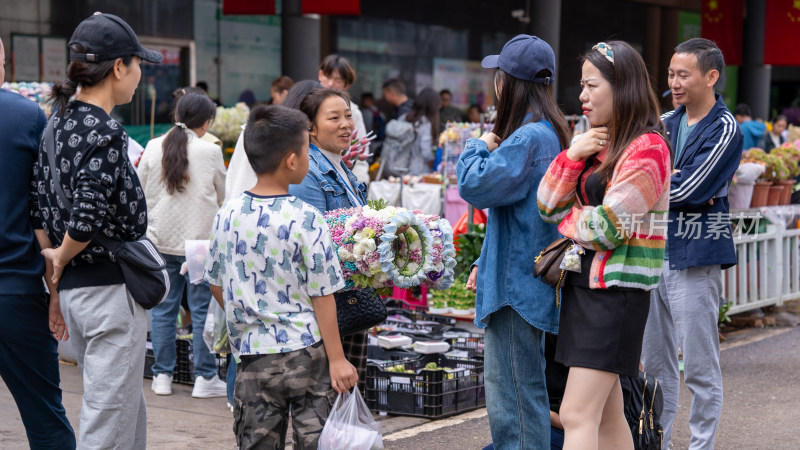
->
xmin=663 ymin=93 xmax=742 ymax=271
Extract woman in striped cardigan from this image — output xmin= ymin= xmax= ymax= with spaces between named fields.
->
xmin=537 ymin=41 xmax=671 ymax=450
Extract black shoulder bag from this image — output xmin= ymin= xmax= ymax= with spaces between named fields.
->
xmin=43 ymin=116 xmax=169 ymax=309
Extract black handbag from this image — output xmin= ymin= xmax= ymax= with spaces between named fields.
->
xmin=621 ymin=371 xmax=664 ymax=450
xmin=334 ymin=288 xmax=388 ymax=336
xmin=43 ymin=116 xmax=169 ymax=309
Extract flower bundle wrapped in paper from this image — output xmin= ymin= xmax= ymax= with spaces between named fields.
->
xmin=341 ymin=130 xmax=377 ymax=169
xmin=325 ymin=203 xmax=456 ymax=291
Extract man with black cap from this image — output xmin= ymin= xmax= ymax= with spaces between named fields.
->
xmin=0 ymin=36 xmax=77 ymax=450
xmin=32 ymin=12 xmax=163 ymax=449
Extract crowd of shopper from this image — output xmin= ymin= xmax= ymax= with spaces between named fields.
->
xmin=0 ymin=9 xmax=750 ymax=450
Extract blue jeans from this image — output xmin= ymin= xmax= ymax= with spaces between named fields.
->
xmin=484 ymin=306 xmax=550 ymax=450
xmin=227 ymin=357 xmax=236 ymax=404
xmin=150 ymin=253 xmax=217 ymax=378
xmin=0 ymin=294 xmax=76 ymax=449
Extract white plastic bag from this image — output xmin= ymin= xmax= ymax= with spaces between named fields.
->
xmin=185 ymin=240 xmax=210 ymax=285
xmin=202 ymin=297 xmax=229 ymax=353
xmin=318 ymin=388 xmax=384 ymax=450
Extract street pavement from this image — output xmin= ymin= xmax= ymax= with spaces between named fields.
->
xmin=2 ymin=325 xmax=798 ymax=449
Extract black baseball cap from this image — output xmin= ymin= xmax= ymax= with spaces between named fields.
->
xmin=481 ymin=35 xmax=555 ymax=85
xmin=68 ymin=12 xmax=163 ymax=64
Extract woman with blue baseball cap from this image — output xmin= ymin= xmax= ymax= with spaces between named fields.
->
xmin=33 ymin=12 xmax=162 ymax=449
xmin=457 ymin=35 xmax=570 ymax=449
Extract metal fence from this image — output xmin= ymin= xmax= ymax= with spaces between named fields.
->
xmin=723 ymin=207 xmax=800 ymax=315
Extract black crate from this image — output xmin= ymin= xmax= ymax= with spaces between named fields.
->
xmin=174 ymin=337 xmax=195 ymax=384
xmin=382 ymin=298 xmax=428 ymax=312
xmin=385 ymin=308 xmax=457 ymax=326
xmin=444 ymin=333 xmax=485 ymax=357
xmin=365 ymin=354 xmax=485 ymax=419
xmin=143 ymin=337 xmax=229 ymax=385
xmin=367 ymin=345 xmax=420 ymax=363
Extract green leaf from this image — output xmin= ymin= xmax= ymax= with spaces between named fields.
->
xmin=270 ymin=248 xmax=279 ymax=256
xmin=367 ymin=198 xmax=389 ymax=210
xmin=246 ymin=261 xmax=254 ymax=268
xmin=246 ymin=230 xmax=254 ymax=238
xmin=277 ymin=277 xmax=284 ymax=284
xmin=233 ymin=218 xmax=241 ymax=227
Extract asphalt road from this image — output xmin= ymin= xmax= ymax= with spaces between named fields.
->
xmin=383 ymin=326 xmax=800 ymax=449
xmin=1 ymin=326 xmax=798 ymax=449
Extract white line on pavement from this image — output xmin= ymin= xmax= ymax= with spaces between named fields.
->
xmin=382 ymin=408 xmax=488 ymax=442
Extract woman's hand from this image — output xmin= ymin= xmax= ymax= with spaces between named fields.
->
xmin=466 ymin=266 xmax=478 ymax=293
xmin=566 ymin=126 xmax=609 ymax=161
xmin=41 ymin=247 xmax=69 ymax=286
xmin=48 ymin=294 xmax=69 ymax=341
xmin=479 ymin=132 xmax=502 ymax=152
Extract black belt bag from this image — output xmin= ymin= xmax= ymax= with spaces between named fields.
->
xmin=43 ymin=116 xmax=169 ymax=309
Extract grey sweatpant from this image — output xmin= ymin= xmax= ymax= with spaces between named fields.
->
xmin=641 ymin=261 xmax=723 ymax=450
xmin=60 ymin=283 xmax=148 ymax=450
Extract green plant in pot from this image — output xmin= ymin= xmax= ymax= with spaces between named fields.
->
xmin=429 ymin=223 xmax=485 ymax=314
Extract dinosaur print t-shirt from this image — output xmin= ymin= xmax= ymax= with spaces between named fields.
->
xmin=204 ymin=192 xmax=345 ymax=359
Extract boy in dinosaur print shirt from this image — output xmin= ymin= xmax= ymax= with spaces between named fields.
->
xmin=204 ymin=105 xmax=356 ymax=449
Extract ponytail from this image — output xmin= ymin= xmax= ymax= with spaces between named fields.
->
xmin=161 ymin=92 xmax=216 ymax=194
xmin=48 ymin=43 xmax=132 ymax=115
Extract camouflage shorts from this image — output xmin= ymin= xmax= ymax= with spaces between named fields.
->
xmin=233 ymin=342 xmax=335 ymax=450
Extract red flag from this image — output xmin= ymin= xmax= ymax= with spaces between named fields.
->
xmin=301 ymin=0 xmax=361 ymax=15
xmin=701 ymin=0 xmax=744 ymax=65
xmin=223 ymin=0 xmax=275 ymax=15
xmin=765 ymin=0 xmax=800 ymax=65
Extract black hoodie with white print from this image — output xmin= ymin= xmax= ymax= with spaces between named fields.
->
xmin=31 ymin=101 xmax=147 ymax=290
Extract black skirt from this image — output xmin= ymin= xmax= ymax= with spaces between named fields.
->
xmin=555 ymin=278 xmax=650 ymax=377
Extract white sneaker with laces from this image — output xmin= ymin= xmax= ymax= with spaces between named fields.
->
xmin=151 ymin=373 xmax=173 ymax=396
xmin=192 ymin=375 xmax=227 ymax=398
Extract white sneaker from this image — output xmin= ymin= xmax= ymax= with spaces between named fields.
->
xmin=151 ymin=373 xmax=173 ymax=396
xmin=227 ymin=402 xmax=234 ymax=413
xmin=192 ymin=375 xmax=227 ymax=398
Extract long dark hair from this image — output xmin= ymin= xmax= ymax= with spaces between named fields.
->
xmin=405 ymin=87 xmax=441 ymax=142
xmin=492 ymin=70 xmax=570 ymax=149
xmin=583 ymin=40 xmax=669 ymax=182
xmin=282 ymin=80 xmax=323 ymax=110
xmin=49 ymin=43 xmax=133 ymax=115
xmin=161 ymin=92 xmax=216 ymax=194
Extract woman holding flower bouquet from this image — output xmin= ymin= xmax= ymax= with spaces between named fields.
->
xmin=457 ymin=35 xmax=570 ymax=449
xmin=290 ymin=88 xmax=370 ymax=392
xmin=537 ymin=41 xmax=671 ymax=449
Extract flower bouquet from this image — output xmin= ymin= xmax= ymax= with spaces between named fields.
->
xmin=2 ymin=81 xmax=54 ymax=116
xmin=208 ymin=102 xmax=250 ymax=145
xmin=324 ymin=200 xmax=456 ymax=292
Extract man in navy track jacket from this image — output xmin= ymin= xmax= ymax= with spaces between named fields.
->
xmin=642 ymin=38 xmax=743 ymax=450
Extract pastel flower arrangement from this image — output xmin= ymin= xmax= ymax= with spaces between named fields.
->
xmin=324 ymin=202 xmax=456 ymax=291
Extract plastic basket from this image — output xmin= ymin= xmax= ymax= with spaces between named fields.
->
xmin=382 ymin=298 xmax=428 ymax=312
xmin=445 ymin=333 xmax=485 ymax=357
xmin=365 ymin=354 xmax=485 ymax=419
xmin=367 ymin=345 xmax=421 ymax=363
xmin=142 ymin=337 xmax=228 ymax=384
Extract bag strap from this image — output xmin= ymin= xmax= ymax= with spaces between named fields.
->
xmin=43 ymin=116 xmax=121 ymax=253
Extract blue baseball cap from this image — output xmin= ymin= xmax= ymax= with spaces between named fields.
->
xmin=481 ymin=35 xmax=555 ymax=85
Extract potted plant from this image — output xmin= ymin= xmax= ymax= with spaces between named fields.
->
xmin=429 ymin=223 xmax=484 ymax=315
xmin=742 ymin=148 xmax=773 ymax=207
xmin=772 ymin=143 xmax=800 ymax=204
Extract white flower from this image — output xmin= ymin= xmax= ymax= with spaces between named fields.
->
xmin=337 ymin=246 xmax=354 ymax=261
xmin=352 ymin=235 xmax=377 ymax=260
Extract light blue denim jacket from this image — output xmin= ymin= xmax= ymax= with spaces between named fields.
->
xmin=457 ymin=119 xmax=562 ymax=333
xmin=289 ymin=143 xmax=367 ymax=212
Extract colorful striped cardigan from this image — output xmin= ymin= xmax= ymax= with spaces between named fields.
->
xmin=537 ymin=133 xmax=671 ymax=290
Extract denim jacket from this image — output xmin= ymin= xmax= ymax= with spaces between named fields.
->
xmin=457 ymin=119 xmax=562 ymax=333
xmin=289 ymin=144 xmax=367 ymax=213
